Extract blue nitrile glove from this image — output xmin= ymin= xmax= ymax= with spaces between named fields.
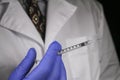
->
xmin=8 ymin=41 xmax=67 ymax=80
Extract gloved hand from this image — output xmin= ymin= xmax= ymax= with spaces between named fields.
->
xmin=8 ymin=41 xmax=67 ymax=80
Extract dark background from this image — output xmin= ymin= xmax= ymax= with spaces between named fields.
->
xmin=97 ymin=0 xmax=120 ymax=61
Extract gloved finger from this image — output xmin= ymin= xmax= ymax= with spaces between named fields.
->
xmin=25 ymin=41 xmax=62 ymax=80
xmin=60 ymin=58 xmax=67 ymax=80
xmin=8 ymin=48 xmax=36 ymax=80
xmin=48 ymin=55 xmax=62 ymax=80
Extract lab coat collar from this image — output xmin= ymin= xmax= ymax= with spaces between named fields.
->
xmin=0 ymin=0 xmax=77 ymax=52
xmin=0 ymin=1 xmax=44 ymax=47
xmin=45 ymin=0 xmax=77 ymax=51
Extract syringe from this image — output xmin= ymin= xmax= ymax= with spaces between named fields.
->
xmin=58 ymin=40 xmax=90 ymax=55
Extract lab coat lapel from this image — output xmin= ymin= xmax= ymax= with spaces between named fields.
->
xmin=45 ymin=0 xmax=77 ymax=51
xmin=0 ymin=1 xmax=44 ymax=47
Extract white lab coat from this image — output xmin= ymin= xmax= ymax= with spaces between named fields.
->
xmin=0 ymin=0 xmax=120 ymax=80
